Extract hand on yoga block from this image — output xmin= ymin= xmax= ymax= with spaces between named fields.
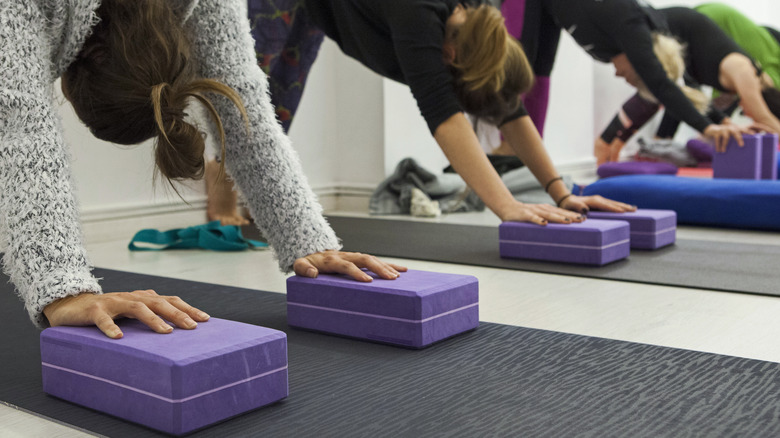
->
xmin=587 ymin=209 xmax=677 ymax=249
xmin=499 ymin=220 xmax=631 ymax=266
xmin=712 ymin=134 xmax=762 ymax=180
xmin=287 ymin=269 xmax=479 ymax=348
xmin=293 ymin=250 xmax=407 ymax=282
xmin=41 ymin=318 xmax=288 ymax=435
xmin=43 ymin=290 xmax=210 ymax=339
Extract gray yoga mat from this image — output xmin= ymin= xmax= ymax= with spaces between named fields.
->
xmin=3 ymin=268 xmax=780 ymax=437
xmin=320 ymin=216 xmax=780 ymax=296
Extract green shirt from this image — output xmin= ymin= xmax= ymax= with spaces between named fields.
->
xmin=696 ymin=2 xmax=780 ymax=88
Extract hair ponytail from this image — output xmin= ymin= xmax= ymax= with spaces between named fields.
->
xmin=646 ymin=33 xmax=709 ymax=113
xmin=451 ymin=5 xmax=508 ymax=92
xmin=449 ymin=5 xmax=534 ymax=125
xmin=62 ymin=0 xmax=248 ymax=190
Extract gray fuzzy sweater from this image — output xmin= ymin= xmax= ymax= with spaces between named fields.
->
xmin=0 ymin=0 xmax=341 ymax=327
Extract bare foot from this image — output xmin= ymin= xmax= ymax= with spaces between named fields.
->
xmin=594 ymin=138 xmax=611 ymax=166
xmin=205 ymin=160 xmax=250 ymax=226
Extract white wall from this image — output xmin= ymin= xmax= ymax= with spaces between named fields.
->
xmin=63 ymin=0 xmax=780 ymax=220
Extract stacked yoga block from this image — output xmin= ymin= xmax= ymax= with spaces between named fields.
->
xmin=41 ymin=318 xmax=288 ymax=435
xmin=499 ymin=209 xmax=677 ymax=264
xmin=287 ymin=270 xmax=479 ymax=348
xmin=713 ymin=133 xmax=778 ymax=180
xmin=586 ymin=209 xmax=677 ymax=249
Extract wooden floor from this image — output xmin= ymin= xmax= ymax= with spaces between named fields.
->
xmin=4 ymin=210 xmax=780 ymax=437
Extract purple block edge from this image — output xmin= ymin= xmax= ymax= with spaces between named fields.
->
xmin=713 ymin=134 xmax=761 ymax=179
xmin=287 ymin=270 xmax=479 ymax=320
xmin=762 ymin=133 xmax=778 ymax=180
xmin=287 ymin=304 xmax=479 ymax=349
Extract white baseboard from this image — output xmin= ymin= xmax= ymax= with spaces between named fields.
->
xmin=79 ymin=184 xmax=375 ymax=244
xmin=79 ymin=159 xmax=596 ymax=244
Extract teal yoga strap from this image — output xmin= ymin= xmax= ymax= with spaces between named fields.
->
xmin=129 ymin=221 xmax=268 ymax=252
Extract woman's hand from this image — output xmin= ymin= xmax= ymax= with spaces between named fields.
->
xmin=43 ymin=290 xmax=210 ymax=339
xmin=294 ymin=250 xmax=408 ymax=282
xmin=499 ymin=200 xmax=585 ymax=225
xmin=703 ymin=123 xmax=749 ymax=153
xmin=559 ymin=195 xmax=637 ymax=214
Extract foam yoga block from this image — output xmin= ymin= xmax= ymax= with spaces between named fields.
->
xmin=287 ymin=270 xmax=479 ymax=348
xmin=586 ymin=209 xmax=677 ymax=249
xmin=761 ymin=133 xmax=778 ymax=180
xmin=713 ymin=134 xmax=762 ymax=179
xmin=41 ymin=318 xmax=288 ymax=435
xmin=686 ymin=138 xmax=715 ymax=162
xmin=597 ymin=161 xmax=678 ymax=179
xmin=499 ymin=220 xmax=630 ymax=266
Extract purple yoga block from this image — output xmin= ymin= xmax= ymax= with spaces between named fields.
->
xmin=762 ymin=133 xmax=778 ymax=180
xmin=713 ymin=134 xmax=762 ymax=179
xmin=40 ymin=318 xmax=288 ymax=436
xmin=686 ymin=138 xmax=715 ymax=163
xmin=597 ymin=161 xmax=678 ymax=179
xmin=286 ymin=270 xmax=479 ymax=349
xmin=586 ymin=209 xmax=677 ymax=249
xmin=499 ymin=220 xmax=630 ymax=266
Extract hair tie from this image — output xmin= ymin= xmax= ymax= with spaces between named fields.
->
xmin=556 ymin=193 xmax=572 ymax=207
xmin=545 ymin=176 xmax=563 ymax=193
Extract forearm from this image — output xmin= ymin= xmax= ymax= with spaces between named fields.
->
xmin=0 ymin=113 xmax=101 ymax=327
xmin=187 ymin=0 xmax=340 ymax=271
xmin=499 ymin=116 xmax=569 ymax=203
xmin=433 ymin=113 xmax=519 ymax=218
xmin=733 ymin=74 xmax=780 ymax=132
xmin=1 ymin=3 xmax=100 ymax=327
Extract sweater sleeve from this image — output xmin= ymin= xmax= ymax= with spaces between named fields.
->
xmin=0 ymin=3 xmax=101 ymax=328
xmin=185 ymin=0 xmax=340 ymax=272
xmin=612 ymin=17 xmax=713 ymax=133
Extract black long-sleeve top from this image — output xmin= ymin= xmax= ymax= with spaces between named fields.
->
xmin=600 ymin=7 xmax=755 ymax=142
xmin=662 ymin=7 xmax=748 ymax=92
xmin=304 ymin=0 xmax=527 ymax=134
xmin=518 ymin=0 xmax=714 ymax=133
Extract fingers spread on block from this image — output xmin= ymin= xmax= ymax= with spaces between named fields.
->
xmin=295 ymin=250 xmax=407 ymax=282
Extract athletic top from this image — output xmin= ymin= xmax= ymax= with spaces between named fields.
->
xmin=304 ymin=0 xmax=527 ymax=133
xmin=599 ymin=6 xmax=755 ymax=142
xmin=662 ymin=7 xmax=750 ymax=92
xmin=695 ymin=3 xmax=780 ymax=89
xmin=540 ymin=0 xmax=713 ymax=133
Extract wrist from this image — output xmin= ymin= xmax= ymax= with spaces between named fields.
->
xmin=556 ymin=193 xmax=573 ymax=207
xmin=493 ymin=199 xmax=523 ymax=221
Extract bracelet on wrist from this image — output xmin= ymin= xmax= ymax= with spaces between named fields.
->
xmin=556 ymin=193 xmax=572 ymax=207
xmin=544 ymin=176 xmax=563 ymax=193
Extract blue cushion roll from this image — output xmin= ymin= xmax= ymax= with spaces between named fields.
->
xmin=581 ymin=175 xmax=780 ymax=230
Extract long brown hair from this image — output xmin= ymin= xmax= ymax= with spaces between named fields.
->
xmin=449 ymin=5 xmax=534 ymax=125
xmin=62 ymin=0 xmax=247 ymax=186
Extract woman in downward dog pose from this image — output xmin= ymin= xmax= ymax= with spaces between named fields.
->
xmin=206 ymin=0 xmax=635 ymax=227
xmin=597 ymin=6 xmax=780 ymax=162
xmin=496 ymin=0 xmax=747 ymax=161
xmin=0 ymin=0 xmax=405 ymax=338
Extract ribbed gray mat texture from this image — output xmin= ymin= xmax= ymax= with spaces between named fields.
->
xmin=321 ymin=216 xmax=780 ymax=296
xmin=2 ymin=269 xmax=780 ymax=437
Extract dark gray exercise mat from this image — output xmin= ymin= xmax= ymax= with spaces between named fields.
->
xmin=3 ymin=269 xmax=780 ymax=437
xmin=319 ymin=216 xmax=780 ymax=296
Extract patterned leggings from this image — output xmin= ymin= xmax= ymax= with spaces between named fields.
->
xmin=248 ymin=0 xmax=324 ymax=133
